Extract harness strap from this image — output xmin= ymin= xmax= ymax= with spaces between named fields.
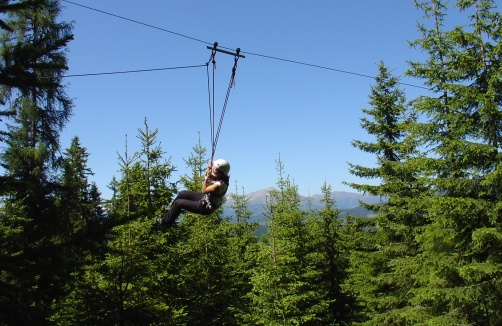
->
xmin=199 ymin=194 xmax=213 ymax=210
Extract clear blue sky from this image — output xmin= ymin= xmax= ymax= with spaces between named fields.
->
xmin=58 ymin=0 xmax=472 ymax=199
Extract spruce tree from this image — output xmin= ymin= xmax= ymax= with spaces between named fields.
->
xmin=0 ymin=0 xmax=68 ymax=106
xmin=400 ymin=0 xmax=502 ymax=323
xmin=0 ymin=1 xmax=73 ymax=323
xmin=55 ymin=136 xmax=106 ymax=277
xmin=344 ymin=61 xmax=428 ymax=324
xmin=303 ymin=181 xmax=357 ymax=324
xmin=344 ymin=2 xmax=502 ymax=323
xmin=228 ymin=183 xmax=258 ymax=323
xmin=136 ymin=118 xmax=176 ymax=217
xmin=53 ymin=121 xmax=179 ymax=325
xmin=0 ymin=0 xmax=73 ymax=154
xmin=58 ymin=136 xmax=103 ymax=237
xmin=247 ymin=157 xmax=319 ymax=325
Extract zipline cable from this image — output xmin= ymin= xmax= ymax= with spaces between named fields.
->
xmin=62 ymin=0 xmax=428 ymax=90
xmin=37 ymin=64 xmax=206 ymax=78
xmin=62 ymin=0 xmax=209 ymax=45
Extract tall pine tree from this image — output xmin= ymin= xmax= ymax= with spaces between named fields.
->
xmin=304 ymin=181 xmax=357 ymax=324
xmin=228 ymin=183 xmax=258 ymax=323
xmin=247 ymin=157 xmax=317 ymax=325
xmin=0 ymin=1 xmax=74 ymax=323
xmin=345 ymin=61 xmax=426 ymax=324
xmin=53 ymin=120 xmax=179 ymax=325
xmin=402 ymin=0 xmax=502 ymax=323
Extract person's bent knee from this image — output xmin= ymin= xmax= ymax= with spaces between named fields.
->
xmin=176 ymin=190 xmax=190 ymax=199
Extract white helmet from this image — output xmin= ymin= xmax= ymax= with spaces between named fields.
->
xmin=213 ymin=159 xmax=230 ymax=176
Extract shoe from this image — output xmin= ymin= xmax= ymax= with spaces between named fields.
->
xmin=154 ymin=218 xmax=164 ymax=225
xmin=151 ymin=219 xmax=160 ymax=230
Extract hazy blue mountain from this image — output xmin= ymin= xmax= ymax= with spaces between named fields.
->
xmin=223 ymin=188 xmax=382 ymax=223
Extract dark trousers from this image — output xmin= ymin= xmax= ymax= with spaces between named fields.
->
xmin=161 ymin=190 xmax=212 ymax=226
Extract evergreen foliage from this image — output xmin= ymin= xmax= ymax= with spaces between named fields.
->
xmin=346 ymin=1 xmax=502 ymax=324
xmin=247 ymin=158 xmax=355 ymax=325
xmin=247 ymin=157 xmax=313 ymax=325
xmin=0 ymin=0 xmax=73 ymax=154
xmin=52 ymin=120 xmax=178 ymax=325
xmin=0 ymin=1 xmax=74 ymax=323
xmin=228 ymin=183 xmax=259 ymax=322
xmin=305 ymin=181 xmax=357 ymax=324
xmin=2 ymin=1 xmax=502 ymax=324
xmin=0 ymin=0 xmax=71 ymax=107
xmin=402 ymin=1 xmax=502 ymax=323
xmin=345 ymin=61 xmax=430 ymax=324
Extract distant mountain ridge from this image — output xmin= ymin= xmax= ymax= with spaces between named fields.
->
xmin=223 ymin=189 xmax=383 ymax=223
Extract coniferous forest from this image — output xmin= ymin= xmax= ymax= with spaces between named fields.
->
xmin=1 ymin=0 xmax=502 ymax=325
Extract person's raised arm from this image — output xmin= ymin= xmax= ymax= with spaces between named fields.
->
xmin=202 ymin=161 xmax=219 ymax=193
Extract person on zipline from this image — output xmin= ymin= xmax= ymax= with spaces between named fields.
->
xmin=154 ymin=159 xmax=230 ymax=227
